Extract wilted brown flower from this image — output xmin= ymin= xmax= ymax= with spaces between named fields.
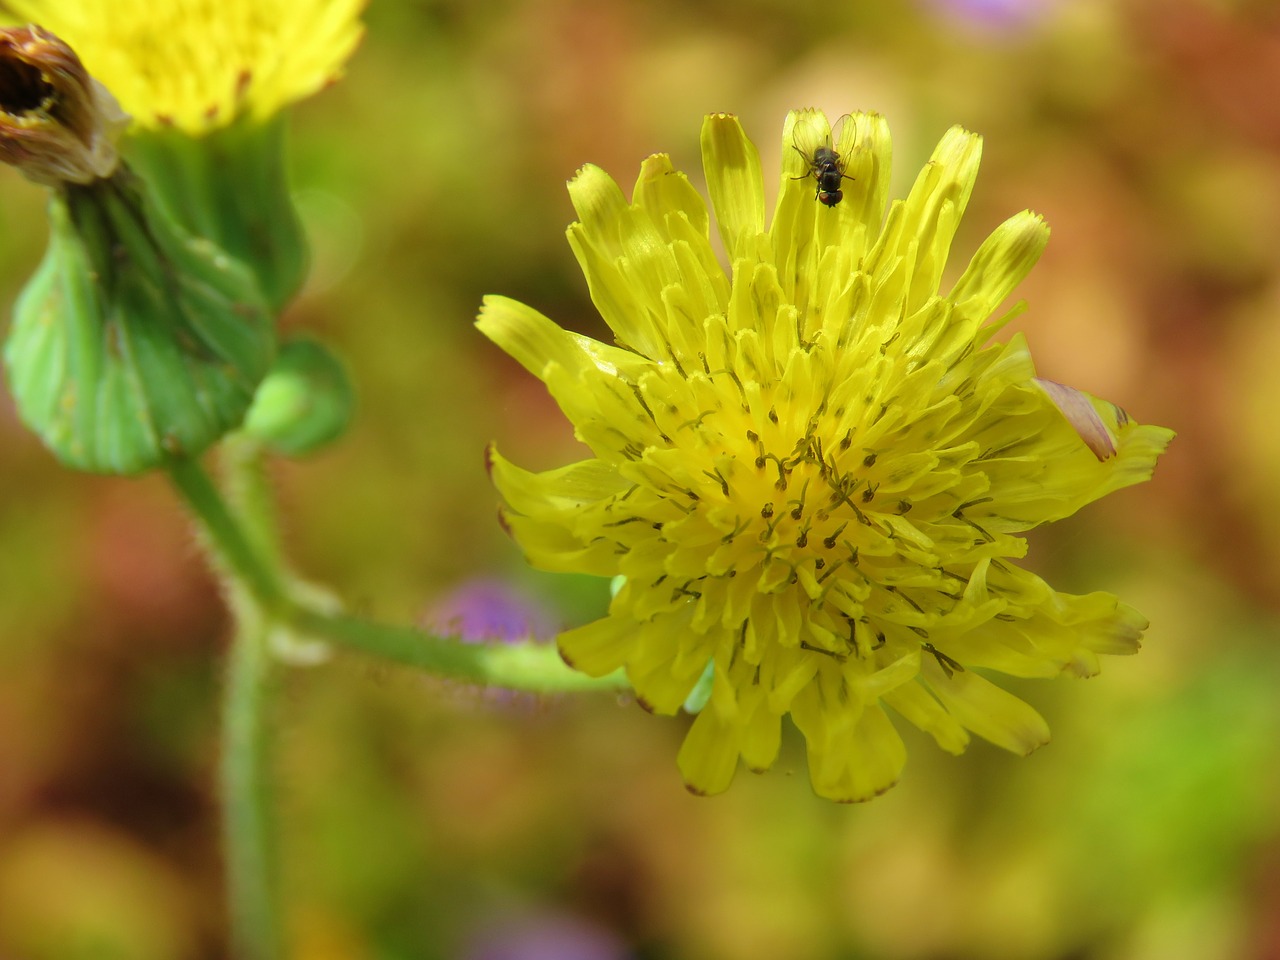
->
xmin=0 ymin=25 xmax=127 ymax=186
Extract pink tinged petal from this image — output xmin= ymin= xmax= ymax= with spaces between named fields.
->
xmin=1034 ymin=378 xmax=1117 ymax=460
xmin=557 ymin=615 xmax=635 ymax=677
xmin=923 ymin=665 xmax=1050 ymax=755
xmin=1063 ymin=649 xmax=1101 ymax=680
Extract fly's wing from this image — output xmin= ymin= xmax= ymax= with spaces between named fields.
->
xmin=788 ymin=109 xmax=835 ymax=180
xmin=831 ymin=113 xmax=856 ymax=182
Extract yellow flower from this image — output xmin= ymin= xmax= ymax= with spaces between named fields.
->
xmin=2 ymin=0 xmax=364 ymax=131
xmin=478 ymin=111 xmax=1174 ymax=802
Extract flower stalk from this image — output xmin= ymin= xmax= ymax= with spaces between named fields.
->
xmin=220 ymin=598 xmax=283 ymax=960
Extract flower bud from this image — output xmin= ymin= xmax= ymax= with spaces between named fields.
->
xmin=126 ymin=119 xmax=310 ymax=312
xmin=4 ymin=168 xmax=275 ymax=474
xmin=241 ymin=338 xmax=354 ymax=457
xmin=0 ymin=25 xmax=128 ymax=186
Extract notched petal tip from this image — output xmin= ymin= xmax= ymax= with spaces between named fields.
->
xmin=567 ymin=162 xmax=629 ymax=225
xmin=637 ymin=152 xmax=675 ymax=180
xmin=920 ymin=124 xmax=983 ymax=199
xmin=935 ymin=123 xmax=983 ymax=162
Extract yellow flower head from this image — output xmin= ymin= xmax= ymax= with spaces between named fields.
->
xmin=479 ymin=111 xmax=1174 ymax=802
xmin=2 ymin=0 xmax=364 ymax=132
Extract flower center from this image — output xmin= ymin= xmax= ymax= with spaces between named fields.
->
xmin=605 ymin=352 xmax=972 ymax=666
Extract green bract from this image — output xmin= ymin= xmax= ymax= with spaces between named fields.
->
xmin=4 ymin=170 xmax=275 ymax=474
xmin=126 ymin=117 xmax=309 ymax=312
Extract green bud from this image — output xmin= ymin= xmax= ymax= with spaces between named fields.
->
xmin=125 ymin=117 xmax=309 ymax=312
xmin=4 ymin=169 xmax=275 ymax=474
xmin=241 ymin=338 xmax=354 ymax=457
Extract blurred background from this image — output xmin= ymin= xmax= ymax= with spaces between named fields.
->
xmin=1 ymin=0 xmax=1278 ymax=957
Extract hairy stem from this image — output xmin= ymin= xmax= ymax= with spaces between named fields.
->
xmin=220 ymin=602 xmax=282 ymax=960
xmin=291 ymin=607 xmax=627 ymax=692
xmin=167 ymin=455 xmax=285 ymax=613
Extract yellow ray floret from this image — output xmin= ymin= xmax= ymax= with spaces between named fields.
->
xmin=478 ymin=110 xmax=1175 ymax=802
xmin=2 ymin=0 xmax=364 ymax=131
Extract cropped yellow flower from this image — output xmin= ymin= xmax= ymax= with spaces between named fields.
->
xmin=479 ymin=111 xmax=1174 ymax=802
xmin=1 ymin=0 xmax=364 ymax=131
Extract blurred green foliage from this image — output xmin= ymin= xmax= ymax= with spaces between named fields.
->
xmin=1 ymin=0 xmax=1278 ymax=957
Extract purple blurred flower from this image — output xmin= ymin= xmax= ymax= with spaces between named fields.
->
xmin=423 ymin=578 xmax=557 ymax=644
xmin=921 ymin=0 xmax=1058 ymax=35
xmin=463 ymin=912 xmax=631 ymax=960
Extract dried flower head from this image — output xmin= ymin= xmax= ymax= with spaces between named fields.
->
xmin=0 ymin=24 xmax=126 ymax=185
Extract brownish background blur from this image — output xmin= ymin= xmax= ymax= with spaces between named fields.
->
xmin=1 ymin=0 xmax=1278 ymax=957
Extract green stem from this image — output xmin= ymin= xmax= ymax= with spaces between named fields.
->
xmin=167 ymin=455 xmax=285 ymax=613
xmin=291 ymin=607 xmax=627 ymax=693
xmin=168 ymin=451 xmax=624 ymax=960
xmin=172 ymin=454 xmax=625 ymax=693
xmin=219 ymin=434 xmax=283 ymax=570
xmin=168 ymin=456 xmax=284 ymax=959
xmin=221 ymin=604 xmax=282 ymax=960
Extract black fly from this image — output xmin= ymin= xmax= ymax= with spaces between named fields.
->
xmin=792 ymin=115 xmax=853 ymax=208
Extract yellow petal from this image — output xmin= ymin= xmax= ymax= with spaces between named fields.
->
xmin=557 ymin=615 xmax=635 ymax=677
xmin=677 ymin=707 xmax=741 ymax=796
xmin=700 ymin=112 xmax=765 ymax=264
xmin=884 ymin=682 xmax=970 ymax=755
xmin=924 ymin=665 xmax=1050 ymax=755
